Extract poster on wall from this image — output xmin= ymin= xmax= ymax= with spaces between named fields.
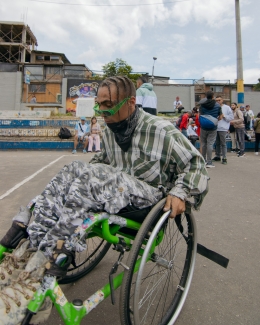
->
xmin=76 ymin=98 xmax=95 ymax=117
xmin=66 ymin=79 xmax=100 ymax=114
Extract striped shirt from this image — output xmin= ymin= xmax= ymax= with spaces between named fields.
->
xmin=90 ymin=108 xmax=209 ymax=208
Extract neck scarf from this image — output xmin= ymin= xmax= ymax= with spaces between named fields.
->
xmin=106 ymin=107 xmax=139 ymax=152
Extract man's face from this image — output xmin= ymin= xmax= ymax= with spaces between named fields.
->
xmin=96 ymin=85 xmax=136 ymax=124
xmin=136 ymin=80 xmax=142 ymax=89
xmin=176 ymin=97 xmax=179 ymax=101
xmin=231 ymin=104 xmax=237 ymax=110
xmin=246 ymin=105 xmax=250 ymax=111
xmin=216 ymin=97 xmax=223 ymax=105
xmin=81 ymin=119 xmax=85 ymax=125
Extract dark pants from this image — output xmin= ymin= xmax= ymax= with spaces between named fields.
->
xmin=215 ymin=131 xmax=227 ymax=158
xmin=255 ymin=133 xmax=260 ymax=152
xmin=235 ymin=128 xmax=245 ymax=154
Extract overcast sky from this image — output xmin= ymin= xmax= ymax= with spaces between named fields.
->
xmin=1 ymin=0 xmax=260 ymax=84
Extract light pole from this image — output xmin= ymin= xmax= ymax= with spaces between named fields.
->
xmin=235 ymin=0 xmax=244 ymax=107
xmin=151 ymin=57 xmax=157 ymax=84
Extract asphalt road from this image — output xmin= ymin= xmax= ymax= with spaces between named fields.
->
xmin=0 ymin=150 xmax=259 ymax=325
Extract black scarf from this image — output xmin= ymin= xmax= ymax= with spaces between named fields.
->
xmin=106 ymin=107 xmax=139 ymax=152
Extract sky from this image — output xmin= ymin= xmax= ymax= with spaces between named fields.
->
xmin=1 ymin=0 xmax=260 ymax=84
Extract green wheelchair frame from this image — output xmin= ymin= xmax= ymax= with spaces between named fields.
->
xmin=0 ymin=199 xmax=204 ymax=325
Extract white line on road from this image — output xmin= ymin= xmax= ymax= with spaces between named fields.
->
xmin=0 ymin=155 xmax=67 ymax=200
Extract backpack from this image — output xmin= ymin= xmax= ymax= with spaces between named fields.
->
xmin=199 ymin=115 xmax=218 ymax=130
xmin=58 ymin=127 xmax=72 ymax=139
xmin=176 ymin=114 xmax=184 ymax=129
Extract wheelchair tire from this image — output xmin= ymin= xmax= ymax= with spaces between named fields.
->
xmin=59 ymin=237 xmax=111 ymax=284
xmin=119 ymin=199 xmax=197 ymax=325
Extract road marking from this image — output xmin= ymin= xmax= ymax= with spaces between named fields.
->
xmin=0 ymin=155 xmax=66 ymax=200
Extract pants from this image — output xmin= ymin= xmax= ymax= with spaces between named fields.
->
xmin=200 ymin=129 xmax=217 ymax=164
xmin=88 ymin=134 xmax=100 ymax=152
xmin=215 ymin=131 xmax=227 ymax=158
xmin=181 ymin=129 xmax=188 ymax=138
xmin=27 ymin=162 xmax=162 ymax=257
xmin=235 ymin=128 xmax=245 ymax=154
xmin=255 ymin=133 xmax=260 ymax=152
xmin=230 ymin=132 xmax=237 ymax=149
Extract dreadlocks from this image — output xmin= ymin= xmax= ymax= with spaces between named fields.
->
xmin=99 ymin=76 xmax=136 ymax=103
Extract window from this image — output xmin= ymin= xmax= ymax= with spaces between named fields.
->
xmin=25 ymin=65 xmax=44 ymax=81
xmin=36 ymin=56 xmax=44 ymax=61
xmin=210 ymin=86 xmax=223 ymax=93
xmin=50 ymin=56 xmax=59 ymax=61
xmin=63 ymin=66 xmax=85 ymax=78
xmin=46 ymin=66 xmax=62 ymax=75
xmin=29 ymin=84 xmax=46 ymax=93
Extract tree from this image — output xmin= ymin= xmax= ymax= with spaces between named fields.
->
xmin=102 ymin=58 xmax=141 ymax=84
xmin=253 ymin=78 xmax=260 ymax=91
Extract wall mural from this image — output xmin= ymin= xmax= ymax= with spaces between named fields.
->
xmin=66 ymin=80 xmax=100 ymax=113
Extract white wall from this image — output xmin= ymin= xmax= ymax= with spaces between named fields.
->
xmin=231 ymin=90 xmax=260 ymax=114
xmin=154 ymin=84 xmax=195 ymax=113
xmin=0 ymin=72 xmax=22 ymax=111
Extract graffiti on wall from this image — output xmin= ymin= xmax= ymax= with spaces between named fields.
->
xmin=66 ymin=80 xmax=100 ymax=113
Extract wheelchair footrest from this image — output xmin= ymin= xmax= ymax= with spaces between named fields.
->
xmin=197 ymin=243 xmax=229 ymax=268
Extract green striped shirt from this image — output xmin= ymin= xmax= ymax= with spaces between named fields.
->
xmin=90 ymin=108 xmax=209 ymax=208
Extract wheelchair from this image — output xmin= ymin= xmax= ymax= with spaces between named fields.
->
xmin=0 ymin=198 xmax=228 ymax=325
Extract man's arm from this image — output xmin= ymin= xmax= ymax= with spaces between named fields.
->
xmin=223 ymin=106 xmax=234 ymax=123
xmin=162 ymin=131 xmax=209 ymax=218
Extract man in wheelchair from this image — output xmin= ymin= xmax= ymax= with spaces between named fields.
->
xmin=0 ymin=76 xmax=209 ymax=324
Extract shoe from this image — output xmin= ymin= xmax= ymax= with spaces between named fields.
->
xmin=0 ymin=220 xmax=29 ymax=249
xmin=222 ymin=158 xmax=227 ymax=165
xmin=255 ymin=152 xmax=259 ymax=156
xmin=72 ymin=149 xmax=77 ymax=154
xmin=238 ymin=153 xmax=245 ymax=157
xmin=206 ymin=163 xmax=215 ymax=168
xmin=230 ymin=149 xmax=236 ymax=153
xmin=87 ymin=151 xmax=92 ymax=153
xmin=95 ymin=150 xmax=101 ymax=152
xmin=30 ymin=296 xmax=53 ymax=324
xmin=45 ymin=240 xmax=75 ymax=278
xmin=212 ymin=156 xmax=221 ymax=161
xmin=0 ymin=239 xmax=31 ymax=289
xmin=83 ymin=149 xmax=87 ymax=154
xmin=0 ymin=250 xmax=47 ymax=324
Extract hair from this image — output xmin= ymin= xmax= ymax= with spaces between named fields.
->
xmin=98 ymin=76 xmax=136 ymax=103
xmin=215 ymin=95 xmax=222 ymax=99
xmin=231 ymin=102 xmax=237 ymax=107
xmin=206 ymin=90 xmax=214 ymax=99
xmin=137 ymin=75 xmax=148 ymax=84
xmin=91 ymin=116 xmax=97 ymax=125
xmin=257 ymin=112 xmax=260 ymax=118
xmin=192 ymin=107 xmax=198 ymax=113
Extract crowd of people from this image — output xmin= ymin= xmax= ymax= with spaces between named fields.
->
xmin=175 ymin=91 xmax=259 ymax=166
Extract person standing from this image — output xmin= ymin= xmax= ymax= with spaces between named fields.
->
xmin=136 ymin=76 xmax=157 ymax=115
xmin=88 ymin=116 xmax=101 ymax=152
xmin=230 ymin=103 xmax=245 ymax=157
xmin=212 ymin=96 xmax=234 ymax=165
xmin=254 ymin=112 xmax=260 ymax=155
xmin=173 ymin=96 xmax=184 ymax=113
xmin=30 ymin=94 xmax=37 ymax=103
xmin=179 ymin=111 xmax=192 ymax=138
xmin=72 ymin=116 xmax=90 ymax=154
xmin=199 ymin=91 xmax=222 ymax=168
xmin=229 ymin=103 xmax=238 ymax=153
xmin=244 ymin=104 xmax=254 ymax=130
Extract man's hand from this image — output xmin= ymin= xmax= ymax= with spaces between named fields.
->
xmin=163 ymin=195 xmax=186 ymax=218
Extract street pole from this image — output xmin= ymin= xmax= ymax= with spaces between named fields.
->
xmin=235 ymin=0 xmax=244 ymax=107
xmin=151 ymin=57 xmax=157 ymax=84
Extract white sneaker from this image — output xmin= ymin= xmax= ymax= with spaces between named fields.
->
xmin=0 ymin=239 xmax=31 ymax=289
xmin=72 ymin=149 xmax=77 ymax=154
xmin=0 ymin=250 xmax=47 ymax=325
xmin=255 ymin=152 xmax=259 ymax=155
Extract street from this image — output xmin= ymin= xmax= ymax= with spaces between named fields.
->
xmin=0 ymin=150 xmax=259 ymax=325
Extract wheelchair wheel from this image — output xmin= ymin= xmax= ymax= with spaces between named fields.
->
xmin=59 ymin=237 xmax=111 ymax=284
xmin=119 ymin=199 xmax=197 ymax=325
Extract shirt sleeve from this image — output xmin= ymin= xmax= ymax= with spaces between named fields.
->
xmin=75 ymin=123 xmax=79 ymax=131
xmin=163 ymin=131 xmax=209 ymax=209
xmin=224 ymin=107 xmax=234 ymax=123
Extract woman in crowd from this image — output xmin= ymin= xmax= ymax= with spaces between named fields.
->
xmin=230 ymin=102 xmax=245 ymax=157
xmin=254 ymin=112 xmax=260 ymax=156
xmin=88 ymin=116 xmax=101 ymax=152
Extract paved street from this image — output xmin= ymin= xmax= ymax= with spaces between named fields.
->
xmin=0 ymin=150 xmax=259 ymax=325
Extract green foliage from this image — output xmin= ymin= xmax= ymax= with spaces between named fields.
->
xmin=253 ymin=78 xmax=260 ymax=91
xmin=102 ymin=58 xmax=141 ymax=85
